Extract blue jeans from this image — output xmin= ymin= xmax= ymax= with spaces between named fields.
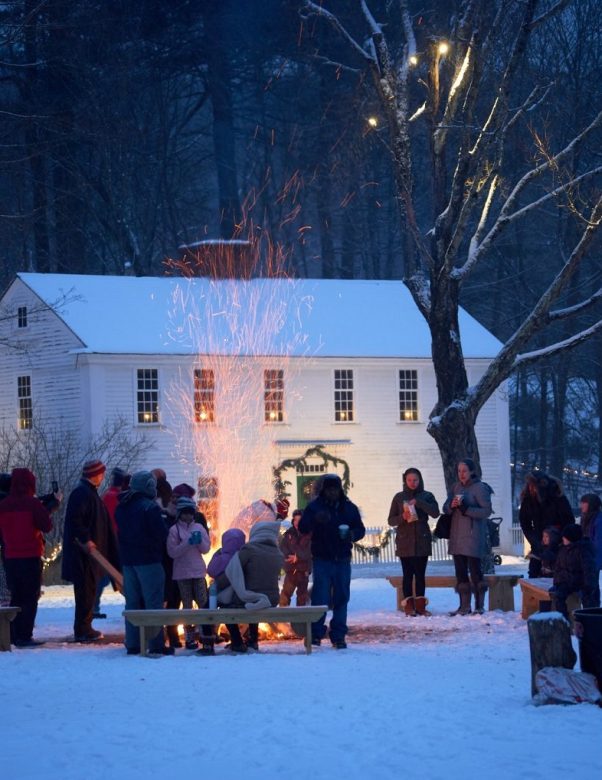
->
xmin=123 ymin=563 xmax=165 ymax=652
xmin=310 ymin=558 xmax=351 ymax=643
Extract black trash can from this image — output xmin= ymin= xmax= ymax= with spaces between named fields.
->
xmin=573 ymin=608 xmax=602 ymax=688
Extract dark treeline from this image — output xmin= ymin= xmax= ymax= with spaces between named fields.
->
xmin=1 ymin=0 xmax=601 ymax=478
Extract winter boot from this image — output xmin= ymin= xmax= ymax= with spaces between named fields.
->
xmin=402 ymin=596 xmax=416 ymax=617
xmin=472 ymin=582 xmax=488 ymax=615
xmin=449 ymin=583 xmax=472 ymax=616
xmin=414 ymin=596 xmax=431 ymax=616
xmin=184 ymin=627 xmax=198 ymax=650
xmin=167 ymin=625 xmax=182 ymax=649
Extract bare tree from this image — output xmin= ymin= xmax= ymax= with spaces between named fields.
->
xmin=301 ymin=0 xmax=602 ymax=485
xmin=0 ymin=414 xmax=152 ymax=554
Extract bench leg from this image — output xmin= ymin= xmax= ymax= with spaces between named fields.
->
xmin=304 ymin=622 xmax=312 ymax=654
xmin=0 ymin=617 xmax=12 ymax=652
xmin=488 ymin=582 xmax=515 ymax=612
xmin=140 ymin=626 xmax=148 ymax=656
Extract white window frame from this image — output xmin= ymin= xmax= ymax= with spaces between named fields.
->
xmin=398 ymin=368 xmax=419 ymax=422
xmin=264 ymin=369 xmax=284 ymax=423
xmin=17 ymin=374 xmax=33 ymax=430
xmin=194 ymin=368 xmax=215 ymax=424
xmin=334 ymin=368 xmax=354 ymax=423
xmin=136 ymin=368 xmax=160 ymax=425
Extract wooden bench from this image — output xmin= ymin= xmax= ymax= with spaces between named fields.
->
xmin=387 ymin=574 xmax=522 ymax=612
xmin=0 ymin=606 xmax=20 ymax=651
xmin=123 ymin=605 xmax=328 ymax=656
xmin=519 ymin=578 xmax=581 ymax=620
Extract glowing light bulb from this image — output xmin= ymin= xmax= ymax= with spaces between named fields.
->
xmin=409 ymin=55 xmax=418 ymax=66
xmin=438 ymin=41 xmax=449 ymax=56
xmin=367 ymin=116 xmax=378 ymax=127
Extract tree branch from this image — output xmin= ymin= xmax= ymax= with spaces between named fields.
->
xmin=301 ymin=1 xmax=377 ymax=65
xmin=513 ymin=320 xmax=602 ymax=369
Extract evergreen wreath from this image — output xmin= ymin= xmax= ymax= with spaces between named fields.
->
xmin=352 ymin=527 xmax=394 ymax=557
xmin=272 ymin=445 xmax=351 ymax=498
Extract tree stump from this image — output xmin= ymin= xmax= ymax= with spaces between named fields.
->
xmin=527 ymin=612 xmax=577 ymax=697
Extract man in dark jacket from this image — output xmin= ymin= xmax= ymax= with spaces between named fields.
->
xmin=299 ymin=474 xmax=365 ymax=649
xmin=115 ymin=470 xmax=170 ymax=655
xmin=62 ymin=460 xmax=119 ymax=642
xmin=0 ymin=468 xmax=52 ymax=646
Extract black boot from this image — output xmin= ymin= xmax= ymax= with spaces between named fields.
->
xmin=472 ymin=582 xmax=487 ymax=615
xmin=449 ymin=583 xmax=472 ymax=616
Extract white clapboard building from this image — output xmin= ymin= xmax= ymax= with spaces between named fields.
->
xmin=0 ymin=272 xmax=514 ymax=551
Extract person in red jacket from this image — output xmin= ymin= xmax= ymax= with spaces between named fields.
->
xmin=0 ymin=468 xmax=52 ymax=647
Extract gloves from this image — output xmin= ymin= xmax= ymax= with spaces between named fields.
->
xmin=188 ymin=530 xmax=203 ymax=545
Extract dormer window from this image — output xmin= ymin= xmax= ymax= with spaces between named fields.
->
xmin=17 ymin=306 xmax=28 ymax=328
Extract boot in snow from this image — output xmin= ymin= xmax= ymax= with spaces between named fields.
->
xmin=472 ymin=582 xmax=488 ymax=614
xmin=449 ymin=583 xmax=472 ymax=616
xmin=414 ymin=596 xmax=431 ymax=616
xmin=402 ymin=596 xmax=416 ymax=617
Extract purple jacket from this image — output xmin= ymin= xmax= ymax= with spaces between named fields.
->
xmin=207 ymin=528 xmax=246 ymax=578
xmin=166 ymin=520 xmax=210 ymax=580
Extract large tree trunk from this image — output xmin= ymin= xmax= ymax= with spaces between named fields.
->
xmin=203 ymin=2 xmax=242 ymax=239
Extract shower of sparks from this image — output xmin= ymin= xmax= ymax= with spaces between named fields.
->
xmin=164 ymin=229 xmax=313 ymax=541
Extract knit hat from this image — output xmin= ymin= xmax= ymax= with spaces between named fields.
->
xmin=130 ymin=470 xmax=157 ymax=499
xmin=275 ymin=497 xmax=290 ymax=518
xmin=172 ymin=483 xmax=196 ymax=498
xmin=176 ymin=496 xmax=197 ymax=517
xmin=111 ymin=467 xmax=126 ymax=488
xmin=249 ymin=520 xmax=281 ymax=544
xmin=82 ymin=460 xmax=106 ymax=480
xmin=562 ymin=524 xmax=583 ymax=543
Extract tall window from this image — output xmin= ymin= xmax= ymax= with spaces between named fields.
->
xmin=399 ymin=369 xmax=418 ymax=421
xmin=17 ymin=306 xmax=28 ymax=328
xmin=17 ymin=375 xmax=32 ymax=430
xmin=194 ymin=368 xmax=215 ymax=423
xmin=264 ymin=369 xmax=284 ymax=422
xmin=334 ymin=369 xmax=354 ymax=422
xmin=137 ymin=368 xmax=159 ymax=424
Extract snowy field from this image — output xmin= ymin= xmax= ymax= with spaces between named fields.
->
xmin=2 ymin=561 xmax=601 ymax=780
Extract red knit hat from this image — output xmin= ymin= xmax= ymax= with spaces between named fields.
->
xmin=82 ymin=460 xmax=106 ymax=480
xmin=172 ymin=483 xmax=196 ymax=498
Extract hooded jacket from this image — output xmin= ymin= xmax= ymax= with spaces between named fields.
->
xmin=387 ymin=469 xmax=439 ymax=558
xmin=0 ymin=468 xmax=52 ymax=559
xmin=443 ymin=475 xmax=492 ymax=558
xmin=553 ymin=537 xmax=598 ymax=599
xmin=519 ymin=473 xmax=574 ymax=550
xmin=207 ymin=529 xmax=246 ymax=579
xmin=166 ymin=518 xmax=210 ymax=579
xmin=115 ymin=488 xmax=168 ymax=567
xmin=298 ymin=474 xmax=365 ymax=561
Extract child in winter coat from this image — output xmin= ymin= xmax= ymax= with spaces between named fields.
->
xmin=279 ymin=509 xmax=312 ymax=606
xmin=166 ymin=496 xmax=210 ymax=649
xmin=526 ymin=526 xmax=561 ymax=578
xmin=549 ymin=524 xmax=598 ymax=618
xmin=207 ymin=527 xmax=246 ymax=652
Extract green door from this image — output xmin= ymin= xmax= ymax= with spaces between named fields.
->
xmin=296 ymin=475 xmax=318 ymax=510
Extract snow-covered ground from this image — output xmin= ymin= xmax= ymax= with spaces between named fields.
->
xmin=3 ymin=561 xmax=601 ymax=780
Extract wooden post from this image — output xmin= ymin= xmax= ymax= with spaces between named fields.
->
xmin=527 ymin=612 xmax=577 ymax=697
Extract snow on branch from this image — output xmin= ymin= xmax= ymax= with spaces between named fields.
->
xmin=513 ymin=320 xmax=602 ymax=370
xmin=301 ymin=1 xmax=377 ymax=66
xmin=549 ymin=287 xmax=602 ymax=321
xmin=452 ymin=112 xmax=602 ymax=281
xmin=529 ymin=0 xmax=573 ymax=30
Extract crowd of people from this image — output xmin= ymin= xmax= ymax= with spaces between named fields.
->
xmin=0 ymin=463 xmax=366 ymax=652
xmin=0 ymin=458 xmax=601 ymax=651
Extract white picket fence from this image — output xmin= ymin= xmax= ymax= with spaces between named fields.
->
xmin=352 ymin=526 xmax=452 ymax=566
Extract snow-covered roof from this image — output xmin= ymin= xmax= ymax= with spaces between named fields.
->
xmin=15 ymin=273 xmax=501 ymax=358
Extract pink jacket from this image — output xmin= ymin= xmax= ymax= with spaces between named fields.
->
xmin=166 ymin=520 xmax=210 ymax=580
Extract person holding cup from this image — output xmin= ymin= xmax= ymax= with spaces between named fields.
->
xmin=443 ymin=458 xmax=493 ymax=616
xmin=298 ymin=474 xmax=365 ymax=649
xmin=387 ymin=468 xmax=439 ymax=616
